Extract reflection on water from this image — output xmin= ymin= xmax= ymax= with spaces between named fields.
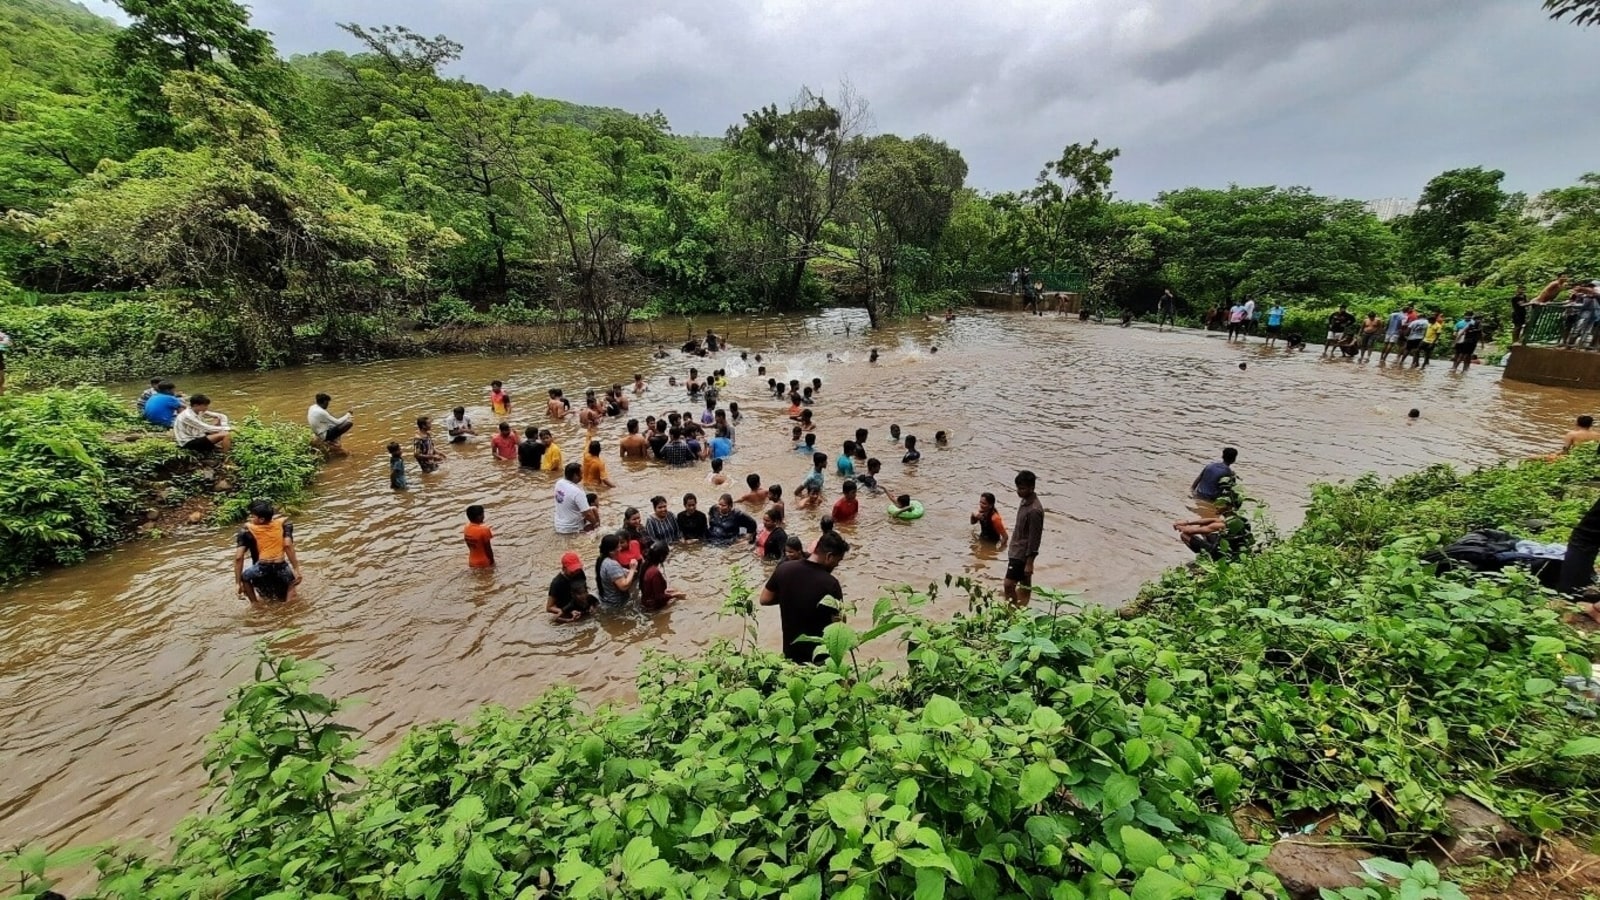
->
xmin=1 ymin=309 xmax=1590 ymax=851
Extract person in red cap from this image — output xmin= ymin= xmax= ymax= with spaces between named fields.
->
xmin=546 ymin=550 xmax=596 ymax=621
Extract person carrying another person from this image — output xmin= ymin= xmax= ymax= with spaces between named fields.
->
xmin=1190 ymin=447 xmax=1238 ymax=504
xmin=547 ymin=551 xmax=597 ymax=622
xmin=759 ymin=531 xmax=850 ymax=664
xmin=1173 ymin=493 xmax=1253 ymax=560
xmin=142 ymin=381 xmax=185 ymax=427
xmin=306 ymin=393 xmax=354 ymax=449
xmin=173 ymin=394 xmax=232 ymax=455
xmin=234 ymin=499 xmax=301 ymax=603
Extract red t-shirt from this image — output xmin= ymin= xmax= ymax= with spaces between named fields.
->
xmin=616 ymin=537 xmax=644 ymax=569
xmin=490 ymin=433 xmax=519 ymax=460
xmin=464 ymin=523 xmax=494 ymax=568
xmin=831 ymin=495 xmax=860 ymax=523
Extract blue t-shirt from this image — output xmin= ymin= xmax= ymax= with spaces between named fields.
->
xmin=710 ymin=437 xmax=733 ymax=460
xmin=1385 ymin=312 xmax=1406 ymax=338
xmin=143 ymin=393 xmax=183 ymax=427
xmin=801 ymin=470 xmax=824 ymax=495
xmin=1267 ymin=307 xmax=1284 ymax=326
xmin=1194 ymin=461 xmax=1235 ymax=501
xmin=836 ymin=455 xmax=855 ymax=477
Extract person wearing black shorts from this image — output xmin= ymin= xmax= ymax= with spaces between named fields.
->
xmin=1005 ymin=471 xmax=1044 ymax=606
xmin=1451 ymin=313 xmax=1482 ymax=374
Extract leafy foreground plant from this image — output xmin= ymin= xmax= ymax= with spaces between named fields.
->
xmin=11 ymin=454 xmax=1600 ymax=899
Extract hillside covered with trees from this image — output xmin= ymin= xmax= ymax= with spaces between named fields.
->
xmin=0 ymin=0 xmax=1595 ymax=380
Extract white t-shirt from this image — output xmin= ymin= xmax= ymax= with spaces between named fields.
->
xmin=445 ymin=414 xmax=472 ymax=434
xmin=1243 ymin=300 xmax=1256 ymax=319
xmin=553 ymin=477 xmax=590 ymax=534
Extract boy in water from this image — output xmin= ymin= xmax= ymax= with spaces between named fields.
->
xmin=934 ymin=431 xmax=949 ymax=446
xmin=837 ymin=441 xmax=857 ymax=477
xmin=414 ymin=416 xmax=446 ymax=473
xmin=388 ymin=442 xmax=408 ymax=490
xmin=540 ymin=429 xmax=563 ymax=472
xmin=889 ymin=424 xmax=902 ymax=446
xmin=795 ymin=432 xmax=818 ymax=455
xmin=739 ymin=473 xmax=766 ymax=505
xmin=489 ymin=381 xmax=512 ymax=416
xmin=972 ymin=492 xmax=1008 ymax=548
xmin=234 ymin=499 xmax=302 ymax=603
xmin=858 ymin=458 xmax=882 ymax=493
xmin=445 ymin=406 xmax=476 ymax=443
xmin=464 ymin=505 xmax=495 ymax=568
xmin=902 ymin=435 xmax=921 ymax=464
xmin=798 ymin=452 xmax=827 ymax=508
xmin=708 ymin=458 xmax=729 ymax=486
xmin=766 ymin=484 xmax=786 ymax=516
xmin=832 ymin=480 xmax=860 ymax=523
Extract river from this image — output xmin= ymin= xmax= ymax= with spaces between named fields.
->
xmin=0 ymin=309 xmax=1589 ymax=853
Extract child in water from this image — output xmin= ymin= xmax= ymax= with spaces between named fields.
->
xmin=387 ymin=442 xmax=407 ymax=490
xmin=413 ymin=416 xmax=446 ymax=473
xmin=858 ymin=458 xmax=882 ymax=493
xmin=902 ymin=435 xmax=921 ymax=464
xmin=708 ymin=457 xmax=729 ymax=486
xmin=798 ymin=452 xmax=827 ymax=508
xmin=934 ymin=431 xmax=949 ymax=447
xmin=463 ymin=505 xmax=495 ymax=569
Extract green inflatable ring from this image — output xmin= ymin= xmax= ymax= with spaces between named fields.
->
xmin=887 ymin=500 xmax=925 ymax=520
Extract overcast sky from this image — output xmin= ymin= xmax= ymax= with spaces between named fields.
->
xmin=83 ymin=0 xmax=1600 ymax=201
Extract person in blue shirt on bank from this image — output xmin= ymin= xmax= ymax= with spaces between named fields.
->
xmin=1190 ymin=447 xmax=1239 ymax=504
xmin=1264 ymin=303 xmax=1286 ymax=347
xmin=142 ymin=381 xmax=185 ymax=427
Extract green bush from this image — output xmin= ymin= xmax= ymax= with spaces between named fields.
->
xmin=0 ymin=291 xmax=242 ymax=385
xmin=214 ymin=417 xmax=322 ymax=523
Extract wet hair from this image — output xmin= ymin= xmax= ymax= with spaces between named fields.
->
xmin=790 ymin=425 xmax=802 ymax=438
xmin=683 ymin=492 xmax=698 ymax=506
xmin=799 ymin=409 xmax=813 ymax=422
xmin=729 ymin=402 xmax=741 ymax=420
xmin=189 ymin=393 xmax=211 ymax=406
xmin=904 ymin=435 xmax=917 ymax=448
xmin=816 ymin=531 xmax=850 ymax=558
xmin=784 ymin=535 xmax=804 ymax=553
xmin=758 ymin=366 xmax=766 ymax=375
xmin=843 ymin=440 xmax=857 ymax=455
xmin=247 ymin=499 xmax=275 ymax=521
xmin=549 ymin=388 xmax=560 ymax=398
xmin=843 ymin=479 xmax=857 ymax=494
xmin=417 ymin=416 xmax=430 ymax=430
xmin=525 ymin=426 xmax=538 ymax=439
xmin=466 ymin=504 xmax=485 ymax=523
xmin=453 ymin=406 xmax=465 ymax=417
xmin=1581 ymin=416 xmax=1595 ymax=429
xmin=645 ymin=540 xmax=670 ymax=568
xmin=1408 ymin=409 xmax=1421 ymax=420
xmin=812 ymin=452 xmax=828 ymax=469
xmin=804 ymin=433 xmax=817 ymax=446
xmin=802 ymin=387 xmax=814 ymax=398
xmin=387 ymin=441 xmax=402 ymax=456
xmin=820 ymin=516 xmax=834 ymax=533
xmin=588 ymin=440 xmax=602 ymax=456
xmin=896 ymin=494 xmax=912 ymax=508
xmin=595 ymin=533 xmax=622 ymax=587
xmin=564 ymin=461 xmax=582 ymax=481
xmin=934 ymin=431 xmax=947 ymax=444
xmin=747 ymin=473 xmax=761 ymax=489
xmin=711 ymin=458 xmax=723 ymax=473
xmin=719 ymin=493 xmax=735 ymax=505
xmin=867 ymin=458 xmax=881 ymax=472
xmin=811 ymin=378 xmax=821 ymax=389
xmin=1015 ymin=470 xmax=1037 ymax=489
xmin=627 ymin=419 xmax=640 ymax=433
xmin=539 ymin=428 xmax=553 ymax=440
xmin=765 ymin=506 xmax=785 ymax=524
xmin=498 ymin=422 xmax=512 ymax=434
xmin=890 ymin=424 xmax=901 ymax=436
xmin=315 ymin=392 xmax=331 ymax=406
xmin=855 ymin=428 xmax=868 ymax=443
xmin=586 ymin=492 xmax=598 ymax=506
xmin=980 ymin=491 xmax=996 ymax=507
xmin=1238 ymin=363 xmax=1247 ymax=371
xmin=491 ymin=380 xmax=502 ymax=389
xmin=1221 ymin=447 xmax=1239 ymax=464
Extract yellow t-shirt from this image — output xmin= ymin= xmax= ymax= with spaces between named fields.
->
xmin=1424 ymin=322 xmax=1444 ymax=344
xmin=542 ymin=443 xmax=564 ymax=472
xmin=582 ymin=454 xmax=609 ymax=485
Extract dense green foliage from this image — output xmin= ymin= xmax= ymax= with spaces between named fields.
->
xmin=0 ymin=0 xmax=1594 ymax=381
xmin=11 ymin=454 xmax=1600 ymax=898
xmin=0 ymin=388 xmax=322 ymax=584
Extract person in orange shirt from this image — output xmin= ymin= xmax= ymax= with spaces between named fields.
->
xmin=582 ymin=440 xmax=616 ymax=488
xmin=464 ymin=505 xmax=495 ymax=569
xmin=831 ymin=480 xmax=860 ymax=523
xmin=489 ymin=422 xmax=519 ymax=461
xmin=489 ymin=380 xmax=512 ymax=416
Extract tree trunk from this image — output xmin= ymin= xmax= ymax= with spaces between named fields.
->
xmin=781 ymin=257 xmax=807 ymax=309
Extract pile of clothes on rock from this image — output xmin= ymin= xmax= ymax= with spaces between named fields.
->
xmin=1421 ymin=528 xmax=1568 ymax=590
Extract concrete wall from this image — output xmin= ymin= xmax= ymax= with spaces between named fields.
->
xmin=1504 ymin=345 xmax=1600 ymax=390
xmin=971 ymin=290 xmax=1082 ymax=313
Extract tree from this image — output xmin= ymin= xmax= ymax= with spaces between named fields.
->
xmin=1398 ymin=167 xmax=1510 ymax=281
xmin=1158 ymin=186 xmax=1399 ymax=308
xmin=992 ymin=140 xmax=1120 ymax=274
xmin=827 ymin=134 xmax=966 ymax=326
xmin=1463 ymin=173 xmax=1600 ymax=286
xmin=725 ymin=87 xmax=866 ymax=308
xmin=1084 ymin=203 xmax=1189 ymax=313
xmin=108 ymin=0 xmax=293 ymax=143
xmin=18 ymin=73 xmax=455 ymax=366
xmin=1545 ymin=0 xmax=1600 ymax=26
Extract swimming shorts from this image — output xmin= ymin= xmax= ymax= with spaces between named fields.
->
xmin=1005 ymin=557 xmax=1032 ymax=585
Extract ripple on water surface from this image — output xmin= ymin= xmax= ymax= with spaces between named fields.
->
xmin=0 ymin=310 xmax=1588 ymax=852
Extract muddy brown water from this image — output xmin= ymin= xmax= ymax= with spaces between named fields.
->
xmin=1 ymin=309 xmax=1591 ymax=853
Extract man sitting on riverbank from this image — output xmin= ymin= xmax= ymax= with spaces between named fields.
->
xmin=173 ymin=394 xmax=232 ymax=455
xmin=142 ymin=381 xmax=184 ymax=427
xmin=307 ymin=393 xmax=354 ymax=449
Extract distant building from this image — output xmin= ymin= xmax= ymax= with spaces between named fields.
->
xmin=1365 ymin=197 xmax=1416 ymax=221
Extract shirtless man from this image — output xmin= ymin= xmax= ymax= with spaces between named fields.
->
xmin=620 ymin=419 xmax=651 ymax=460
xmin=578 ymin=398 xmax=603 ymax=430
xmin=1563 ymin=416 xmax=1600 ymax=454
xmin=632 ymin=374 xmax=648 ymax=395
xmin=738 ymin=473 xmax=767 ymax=505
xmin=1534 ymin=274 xmax=1570 ymax=307
xmin=547 ymin=388 xmax=567 ymax=419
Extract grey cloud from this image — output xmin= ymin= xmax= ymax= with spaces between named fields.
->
xmin=80 ymin=0 xmax=1600 ymax=201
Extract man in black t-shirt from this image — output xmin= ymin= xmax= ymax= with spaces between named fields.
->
xmin=760 ymin=531 xmax=849 ymax=663
xmin=517 ymin=426 xmax=546 ymax=469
